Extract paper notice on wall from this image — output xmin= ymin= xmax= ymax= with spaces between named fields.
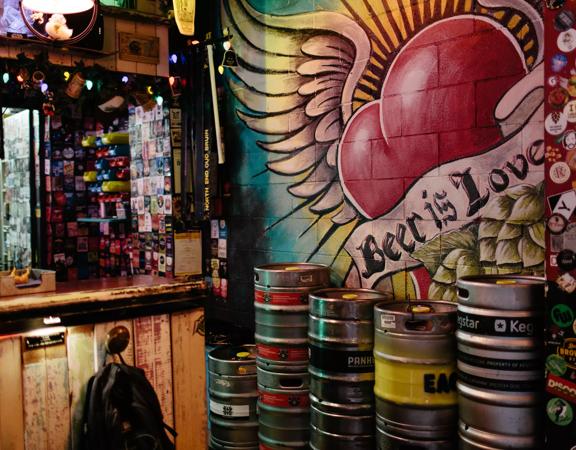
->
xmin=134 ymin=315 xmax=174 ymax=427
xmin=174 ymin=230 xmax=202 ymax=276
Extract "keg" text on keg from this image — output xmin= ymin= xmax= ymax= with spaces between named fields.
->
xmin=423 ymin=372 xmax=457 ymax=394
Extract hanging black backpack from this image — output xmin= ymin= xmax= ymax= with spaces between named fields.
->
xmin=81 ymin=362 xmax=176 ymax=450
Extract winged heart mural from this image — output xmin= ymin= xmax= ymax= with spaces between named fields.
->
xmin=222 ymin=0 xmax=545 ymax=300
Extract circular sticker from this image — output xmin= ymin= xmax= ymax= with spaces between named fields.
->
xmin=551 ymin=87 xmax=570 ymax=109
xmin=546 ymin=111 xmax=568 ymax=135
xmin=552 ymin=53 xmax=569 ymax=72
xmin=549 ymin=75 xmax=559 ymax=87
xmin=546 ymin=146 xmax=563 ymax=163
xmin=547 ymin=397 xmax=573 ymax=426
xmin=62 ymin=147 xmax=74 ymax=159
xmin=563 ymin=130 xmax=576 ymax=149
xmin=550 ymin=161 xmax=572 ymax=183
xmin=556 ymin=10 xmax=576 ymax=31
xmin=548 ymin=213 xmax=568 ymax=235
xmin=558 ymin=29 xmax=576 ymax=52
xmin=565 ymin=100 xmax=576 ymax=121
xmin=551 ymin=303 xmax=574 ymax=328
xmin=547 ymin=354 xmax=568 ymax=376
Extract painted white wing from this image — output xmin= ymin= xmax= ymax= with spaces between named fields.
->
xmin=221 ymin=0 xmax=371 ymax=225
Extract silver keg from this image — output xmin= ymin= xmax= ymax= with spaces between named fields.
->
xmin=257 ymin=366 xmax=310 ymax=448
xmin=208 ymin=345 xmax=258 ymax=448
xmin=254 ymin=263 xmax=330 ymax=372
xmin=456 ymin=275 xmax=545 ymax=449
xmin=374 ymin=301 xmax=458 ymax=449
xmin=308 ymin=288 xmax=390 ymax=450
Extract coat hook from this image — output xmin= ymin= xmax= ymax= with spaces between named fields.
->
xmin=105 ymin=325 xmax=130 ymax=356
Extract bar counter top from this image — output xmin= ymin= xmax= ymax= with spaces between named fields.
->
xmin=0 ymin=275 xmax=207 ymax=334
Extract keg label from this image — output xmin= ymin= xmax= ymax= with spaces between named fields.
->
xmin=209 ymin=400 xmax=250 ymax=418
xmin=547 ymin=397 xmax=574 ymax=426
xmin=557 ymin=338 xmax=576 ymax=369
xmin=380 ymin=314 xmax=396 ymax=329
xmin=309 ymin=345 xmax=374 ymax=373
xmin=458 ymin=370 xmax=543 ymax=391
xmin=458 ymin=350 xmax=542 ymax=371
xmin=257 ymin=343 xmax=308 ymax=362
xmin=259 ymin=391 xmax=310 ymax=408
xmin=547 ymin=374 xmax=576 ymax=403
xmin=457 ymin=311 xmax=542 ymax=337
xmin=254 ymin=289 xmax=308 ymax=305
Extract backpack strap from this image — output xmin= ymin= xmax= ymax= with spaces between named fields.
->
xmin=163 ymin=422 xmax=177 ymax=438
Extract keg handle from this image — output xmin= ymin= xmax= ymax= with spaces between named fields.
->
xmin=458 ymin=288 xmax=470 ymax=299
xmin=279 ymin=377 xmax=305 ymax=389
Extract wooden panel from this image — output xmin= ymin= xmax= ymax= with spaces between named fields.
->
xmin=0 ymin=337 xmax=24 ymax=450
xmin=155 ymin=25 xmax=169 ymax=77
xmin=22 ymin=346 xmax=48 ymax=450
xmin=171 ymin=309 xmax=206 ymax=450
xmin=44 ymin=345 xmax=69 ymax=450
xmin=67 ymin=325 xmax=95 ymax=450
xmin=100 ymin=16 xmax=118 ymax=71
xmin=134 ymin=314 xmax=174 ymax=427
xmin=115 ymin=19 xmax=138 ymax=74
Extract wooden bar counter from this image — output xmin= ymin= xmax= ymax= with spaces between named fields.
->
xmin=0 ymin=276 xmax=209 ymax=450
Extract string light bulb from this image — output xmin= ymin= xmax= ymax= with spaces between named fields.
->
xmin=17 ymin=74 xmax=24 ymax=83
xmin=223 ymin=40 xmax=231 ymax=51
xmin=218 ymin=65 xmax=224 ymax=75
xmin=155 ymin=95 xmax=164 ymax=106
xmin=169 ymin=76 xmax=175 ymax=86
xmin=170 ymin=54 xmax=178 ymax=64
xmin=85 ymin=80 xmax=93 ymax=90
xmin=63 ymin=71 xmax=70 ymax=81
xmin=121 ymin=75 xmax=129 ymax=83
xmin=2 ymin=73 xmax=9 ymax=83
xmin=40 ymin=82 xmax=49 ymax=93
xmin=146 ymin=86 xmax=153 ymax=95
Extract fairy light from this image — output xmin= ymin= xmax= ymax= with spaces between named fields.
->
xmin=169 ymin=76 xmax=175 ymax=86
xmin=223 ymin=40 xmax=231 ymax=51
xmin=63 ymin=71 xmax=70 ymax=81
xmin=40 ymin=82 xmax=49 ymax=93
xmin=170 ymin=54 xmax=178 ymax=64
xmin=16 ymin=74 xmax=24 ymax=83
xmin=155 ymin=95 xmax=164 ymax=106
xmin=146 ymin=86 xmax=153 ymax=95
xmin=2 ymin=73 xmax=9 ymax=83
xmin=85 ymin=79 xmax=93 ymax=90
xmin=121 ymin=75 xmax=129 ymax=83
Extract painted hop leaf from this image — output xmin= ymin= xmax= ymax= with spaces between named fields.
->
xmin=411 ymin=182 xmax=545 ymax=301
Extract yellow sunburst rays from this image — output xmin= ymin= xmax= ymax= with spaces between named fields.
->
xmin=342 ymin=0 xmax=540 ymax=112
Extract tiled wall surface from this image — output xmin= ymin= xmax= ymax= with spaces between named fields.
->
xmin=221 ymin=0 xmax=544 ymax=326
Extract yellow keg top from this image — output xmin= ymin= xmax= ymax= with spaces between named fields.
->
xmin=236 ymin=351 xmax=250 ymax=359
xmin=411 ymin=305 xmax=432 ymax=313
xmin=342 ymin=293 xmax=358 ymax=299
xmin=496 ymin=280 xmax=517 ymax=285
xmin=284 ymin=266 xmax=300 ymax=271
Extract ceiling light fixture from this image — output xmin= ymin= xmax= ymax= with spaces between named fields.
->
xmin=21 ymin=0 xmax=95 ymax=15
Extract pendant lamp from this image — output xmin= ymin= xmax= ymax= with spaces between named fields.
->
xmin=21 ymin=0 xmax=95 ymax=14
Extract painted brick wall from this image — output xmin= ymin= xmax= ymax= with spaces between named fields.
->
xmin=220 ymin=0 xmax=544 ymax=327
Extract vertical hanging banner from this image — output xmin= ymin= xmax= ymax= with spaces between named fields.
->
xmin=545 ymin=3 xmax=576 ymax=447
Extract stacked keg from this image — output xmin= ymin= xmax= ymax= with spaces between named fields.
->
xmin=254 ymin=263 xmax=330 ymax=449
xmin=456 ymin=275 xmax=545 ymax=449
xmin=374 ymin=301 xmax=459 ymax=449
xmin=208 ymin=345 xmax=259 ymax=450
xmin=308 ymin=288 xmax=391 ymax=450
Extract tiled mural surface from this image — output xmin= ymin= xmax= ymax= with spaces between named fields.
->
xmin=221 ymin=0 xmax=544 ymax=324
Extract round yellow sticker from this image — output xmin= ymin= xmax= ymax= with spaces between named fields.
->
xmin=411 ymin=305 xmax=432 ymax=313
xmin=342 ymin=294 xmax=358 ymax=299
xmin=496 ymin=280 xmax=517 ymax=285
xmin=236 ymin=351 xmax=250 ymax=359
xmin=284 ymin=266 xmax=300 ymax=271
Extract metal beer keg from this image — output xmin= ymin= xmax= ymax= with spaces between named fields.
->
xmin=374 ymin=301 xmax=458 ymax=449
xmin=208 ymin=345 xmax=258 ymax=448
xmin=308 ymin=288 xmax=391 ymax=450
xmin=254 ymin=263 xmax=330 ymax=372
xmin=456 ymin=275 xmax=545 ymax=449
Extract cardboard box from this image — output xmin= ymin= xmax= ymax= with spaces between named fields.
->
xmin=0 ymin=269 xmax=56 ymax=297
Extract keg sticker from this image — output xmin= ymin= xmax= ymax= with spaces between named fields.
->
xmin=459 ymin=350 xmax=541 ymax=371
xmin=309 ymin=345 xmax=375 ymax=373
xmin=457 ymin=311 xmax=541 ymax=337
xmin=547 ymin=354 xmax=568 ymax=376
xmin=547 ymin=374 xmax=576 ymax=403
xmin=557 ymin=338 xmax=576 ymax=369
xmin=458 ymin=370 xmax=542 ymax=391
xmin=547 ymin=397 xmax=574 ymax=426
xmin=551 ymin=304 xmax=574 ymax=328
xmin=256 ymin=343 xmax=308 ymax=362
xmin=254 ymin=289 xmax=308 ymax=305
xmin=259 ymin=391 xmax=310 ymax=408
xmin=209 ymin=400 xmax=250 ymax=418
xmin=380 ymin=314 xmax=396 ymax=329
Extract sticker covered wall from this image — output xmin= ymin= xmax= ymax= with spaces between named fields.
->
xmin=221 ymin=0 xmax=545 ymax=324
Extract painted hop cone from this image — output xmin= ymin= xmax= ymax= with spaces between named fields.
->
xmin=411 ymin=182 xmax=545 ymax=301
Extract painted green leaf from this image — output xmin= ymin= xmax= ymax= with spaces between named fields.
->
xmin=482 ymin=195 xmax=514 ymax=220
xmin=497 ymin=223 xmax=522 ymax=241
xmin=433 ymin=265 xmax=456 ymax=284
xmin=455 ymin=255 xmax=481 ymax=279
xmin=505 ymin=184 xmax=536 ymax=200
xmin=411 ymin=235 xmax=442 ymax=275
xmin=507 ymin=192 xmax=544 ymax=224
xmin=428 ymin=282 xmax=446 ymax=300
xmin=528 ymin=221 xmax=545 ymax=248
xmin=482 ymin=264 xmax=498 ymax=275
xmin=496 ymin=239 xmax=522 ymax=265
xmin=442 ymin=285 xmax=457 ymax=302
xmin=518 ymin=236 xmax=545 ymax=268
xmin=442 ymin=248 xmax=474 ymax=270
xmin=440 ymin=226 xmax=478 ymax=252
xmin=497 ymin=264 xmax=523 ymax=274
xmin=478 ymin=220 xmax=503 ymax=239
xmin=479 ymin=238 xmax=496 ymax=262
